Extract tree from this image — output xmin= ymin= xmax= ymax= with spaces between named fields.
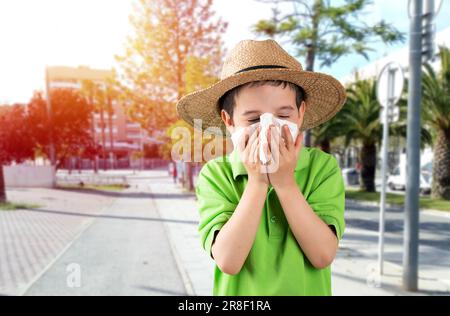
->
xmin=27 ymin=90 xmax=99 ymax=170
xmin=115 ymin=0 xmax=227 ymax=191
xmin=253 ymin=0 xmax=405 ymax=146
xmin=340 ymin=79 xmax=380 ymax=191
xmin=0 ymin=105 xmax=35 ymax=203
xmin=80 ymin=80 xmax=99 ymax=172
xmin=312 ymin=115 xmax=348 ymax=153
xmin=114 ymin=0 xmax=227 ymax=134
xmin=340 ymin=77 xmax=432 ymax=192
xmin=422 ymin=46 xmax=450 ymax=200
xmin=80 ymin=80 xmax=119 ymax=170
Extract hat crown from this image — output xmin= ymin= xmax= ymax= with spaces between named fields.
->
xmin=220 ymin=39 xmax=303 ymax=79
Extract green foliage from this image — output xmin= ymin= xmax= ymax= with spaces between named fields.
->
xmin=253 ymin=0 xmax=405 ymax=70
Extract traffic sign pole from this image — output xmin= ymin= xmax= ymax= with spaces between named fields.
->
xmin=378 ymin=65 xmax=401 ymax=275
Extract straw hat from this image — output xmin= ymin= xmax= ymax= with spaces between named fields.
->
xmin=176 ymin=39 xmax=346 ymax=137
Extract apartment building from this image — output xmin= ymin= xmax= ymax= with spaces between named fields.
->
xmin=46 ymin=65 xmax=161 ymax=166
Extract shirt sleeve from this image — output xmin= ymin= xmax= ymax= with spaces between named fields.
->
xmin=307 ymin=156 xmax=346 ymax=241
xmin=195 ymin=164 xmax=237 ymax=259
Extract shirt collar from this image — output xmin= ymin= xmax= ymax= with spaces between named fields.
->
xmin=229 ymin=146 xmax=310 ymax=180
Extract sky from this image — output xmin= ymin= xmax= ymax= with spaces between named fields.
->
xmin=0 ymin=0 xmax=449 ymax=104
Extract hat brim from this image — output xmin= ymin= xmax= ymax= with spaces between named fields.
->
xmin=176 ymin=68 xmax=347 ymax=137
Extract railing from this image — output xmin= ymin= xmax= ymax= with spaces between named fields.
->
xmin=61 ymin=158 xmax=169 ymax=171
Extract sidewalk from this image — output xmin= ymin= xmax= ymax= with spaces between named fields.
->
xmin=23 ymin=173 xmax=187 ymax=296
xmin=147 ymin=174 xmax=214 ymax=296
xmin=0 ymin=187 xmax=115 ymax=295
xmin=149 ymin=170 xmax=450 ymax=296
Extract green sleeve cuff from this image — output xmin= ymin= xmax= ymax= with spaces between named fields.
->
xmin=318 ymin=214 xmax=345 ymax=241
xmin=203 ymin=222 xmax=227 ymax=260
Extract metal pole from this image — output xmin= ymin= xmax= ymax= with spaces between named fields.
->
xmin=403 ymin=0 xmax=423 ymax=292
xmin=423 ymin=0 xmax=435 ymax=62
xmin=139 ymin=127 xmax=144 ymax=171
xmin=45 ymin=67 xmax=56 ymax=187
xmin=378 ymin=67 xmax=397 ymax=275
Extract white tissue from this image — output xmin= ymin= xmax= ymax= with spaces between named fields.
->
xmin=230 ymin=123 xmax=259 ymax=150
xmin=230 ymin=113 xmax=299 ymax=164
xmin=259 ymin=113 xmax=299 ymax=164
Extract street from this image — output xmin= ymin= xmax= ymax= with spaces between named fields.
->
xmin=1 ymin=170 xmax=449 ymax=296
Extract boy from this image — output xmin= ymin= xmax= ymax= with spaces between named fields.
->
xmin=176 ymin=39 xmax=347 ymax=296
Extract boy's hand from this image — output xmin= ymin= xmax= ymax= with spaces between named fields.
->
xmin=266 ymin=125 xmax=303 ymax=189
xmin=237 ymin=126 xmax=269 ymax=185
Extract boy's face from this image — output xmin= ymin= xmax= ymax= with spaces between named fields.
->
xmin=221 ymin=84 xmax=306 ymax=134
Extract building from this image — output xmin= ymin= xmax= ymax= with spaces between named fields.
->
xmin=46 ymin=65 xmax=162 ymax=169
xmin=343 ymin=27 xmax=450 ymax=84
xmin=340 ymin=27 xmax=450 ymax=172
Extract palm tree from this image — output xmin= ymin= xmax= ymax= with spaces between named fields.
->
xmin=312 ymin=116 xmax=348 ymax=154
xmin=422 ymin=46 xmax=450 ymax=200
xmin=341 ymin=79 xmax=381 ymax=192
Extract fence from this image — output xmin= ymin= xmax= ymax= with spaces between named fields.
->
xmin=62 ymin=158 xmax=168 ymax=171
xmin=3 ymin=165 xmax=56 ymax=188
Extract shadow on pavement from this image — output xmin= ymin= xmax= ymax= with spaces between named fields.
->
xmin=54 ymin=187 xmax=195 ymax=200
xmin=134 ymin=285 xmax=187 ymax=296
xmin=22 ymin=208 xmax=199 ymax=225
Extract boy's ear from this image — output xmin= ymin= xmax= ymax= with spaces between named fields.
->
xmin=300 ymin=101 xmax=307 ymax=116
xmin=298 ymin=101 xmax=307 ymax=126
xmin=221 ymin=110 xmax=235 ymax=132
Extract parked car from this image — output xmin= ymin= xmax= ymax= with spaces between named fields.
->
xmin=387 ymin=165 xmax=432 ymax=194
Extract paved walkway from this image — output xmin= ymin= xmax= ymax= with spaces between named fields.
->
xmin=1 ymin=187 xmax=114 ymax=295
xmin=2 ymin=172 xmax=187 ymax=296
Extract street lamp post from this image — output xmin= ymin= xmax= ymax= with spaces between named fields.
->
xmin=403 ymin=0 xmax=423 ymax=292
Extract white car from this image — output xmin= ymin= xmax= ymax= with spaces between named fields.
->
xmin=387 ymin=165 xmax=432 ymax=194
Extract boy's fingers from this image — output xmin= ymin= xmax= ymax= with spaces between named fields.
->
xmin=270 ymin=126 xmax=280 ymax=161
xmin=248 ymin=129 xmax=259 ymax=163
xmin=251 ymin=138 xmax=260 ymax=165
xmin=242 ymin=126 xmax=260 ymax=164
xmin=279 ymin=125 xmax=289 ymax=156
xmin=247 ymin=126 xmax=259 ymax=149
xmin=238 ymin=128 xmax=249 ymax=153
xmin=295 ymin=132 xmax=303 ymax=152
xmin=283 ymin=125 xmax=294 ymax=151
xmin=263 ymin=142 xmax=271 ymax=165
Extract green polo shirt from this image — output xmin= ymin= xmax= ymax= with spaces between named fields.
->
xmin=195 ymin=146 xmax=345 ymax=296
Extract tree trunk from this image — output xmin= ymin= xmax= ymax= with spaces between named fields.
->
xmin=0 ymin=164 xmax=6 ymax=203
xmin=100 ymin=108 xmax=107 ymax=171
xmin=185 ymin=162 xmax=194 ymax=191
xmin=304 ymin=49 xmax=315 ymax=148
xmin=432 ymin=128 xmax=450 ymax=200
xmin=303 ymin=49 xmax=314 ymax=148
xmin=89 ymin=93 xmax=98 ymax=174
xmin=317 ymin=138 xmax=331 ymax=154
xmin=360 ymin=143 xmax=376 ymax=192
xmin=107 ymin=94 xmax=114 ymax=169
xmin=303 ymin=0 xmax=320 ymax=148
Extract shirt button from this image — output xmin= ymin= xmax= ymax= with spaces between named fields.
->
xmin=270 ymin=216 xmax=277 ymax=223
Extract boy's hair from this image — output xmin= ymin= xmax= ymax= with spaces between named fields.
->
xmin=218 ymin=80 xmax=305 ymax=118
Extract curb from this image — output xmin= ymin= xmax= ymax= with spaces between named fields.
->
xmin=147 ymin=183 xmax=196 ymax=297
